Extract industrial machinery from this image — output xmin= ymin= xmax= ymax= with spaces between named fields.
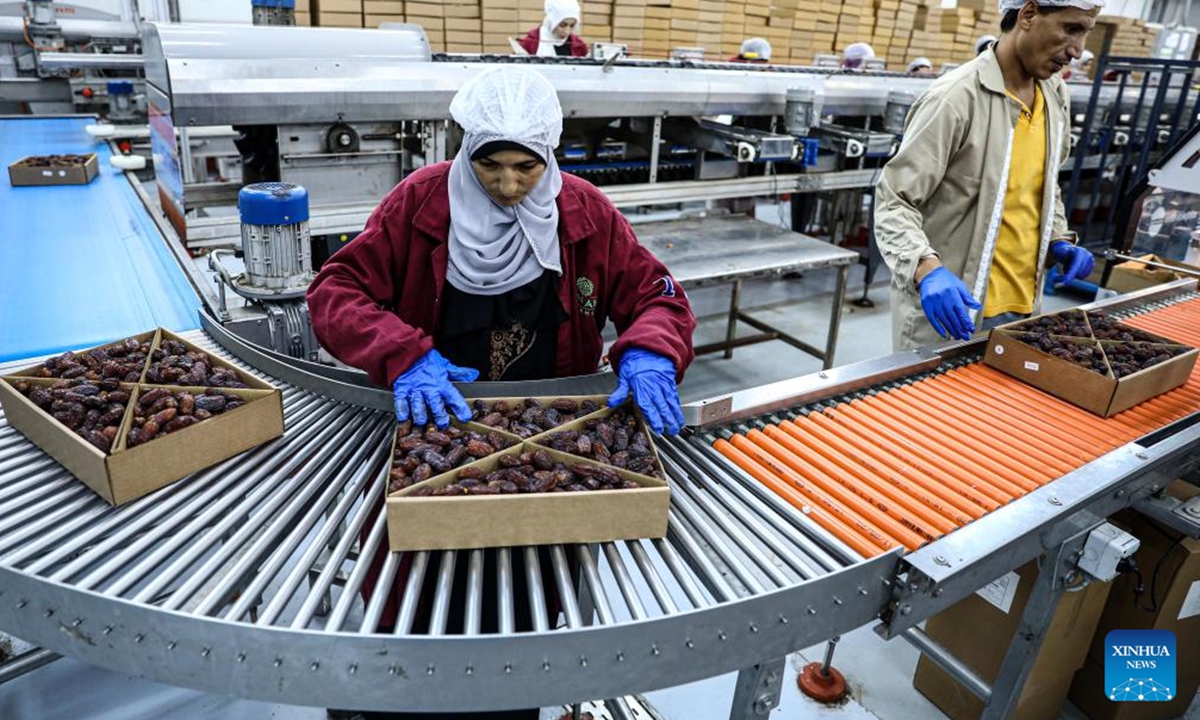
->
xmin=0 ymin=0 xmax=145 ymax=117
xmin=208 ymin=182 xmax=319 ymax=361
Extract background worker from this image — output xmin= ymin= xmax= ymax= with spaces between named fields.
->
xmin=841 ymin=42 xmax=875 ymax=69
xmin=731 ymin=37 xmax=772 ymax=63
xmin=1065 ymin=48 xmax=1095 ymax=79
xmin=519 ymin=0 xmax=589 ymax=57
xmin=908 ymin=56 xmax=935 ymax=75
xmin=976 ymin=34 xmax=999 ymax=55
xmin=874 ymin=0 xmax=1101 ymax=350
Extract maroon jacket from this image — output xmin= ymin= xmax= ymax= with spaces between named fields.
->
xmin=518 ymin=27 xmax=589 ymax=57
xmin=307 ymin=162 xmax=695 ymax=387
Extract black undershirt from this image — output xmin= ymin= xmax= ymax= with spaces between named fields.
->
xmin=437 ymin=270 xmax=566 ymax=382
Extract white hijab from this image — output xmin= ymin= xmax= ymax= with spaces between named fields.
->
xmin=536 ymin=0 xmax=580 ymax=56
xmin=446 ymin=134 xmax=563 ymax=296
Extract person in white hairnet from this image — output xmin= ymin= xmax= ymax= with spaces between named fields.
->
xmin=731 ymin=37 xmax=772 ymax=63
xmin=841 ymin=41 xmax=875 ymax=69
xmin=907 ymin=56 xmax=935 ymax=75
xmin=976 ymin=34 xmax=999 ymax=55
xmin=874 ymin=0 xmax=1103 ymax=351
xmin=519 ymin=0 xmax=588 ymax=57
xmin=1065 ymin=48 xmax=1095 ymax=79
xmin=310 ymin=67 xmax=695 ymax=718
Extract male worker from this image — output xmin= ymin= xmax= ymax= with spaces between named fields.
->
xmin=874 ymin=0 xmax=1100 ymax=350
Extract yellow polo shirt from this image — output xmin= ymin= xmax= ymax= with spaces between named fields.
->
xmin=984 ymin=85 xmax=1046 ymax=318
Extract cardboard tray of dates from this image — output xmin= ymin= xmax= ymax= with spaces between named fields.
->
xmin=8 ymin=153 xmax=99 ymax=186
xmin=385 ymin=397 xmax=669 ymax=551
xmin=983 ymin=309 xmax=1197 ymax=417
xmin=0 ymin=328 xmax=283 ymax=505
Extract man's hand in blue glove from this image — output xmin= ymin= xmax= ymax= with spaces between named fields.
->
xmin=919 ymin=266 xmax=983 ymax=341
xmin=607 ymin=347 xmax=685 ymax=436
xmin=1050 ymin=241 xmax=1096 ymax=286
xmin=392 ymin=349 xmax=479 ymax=429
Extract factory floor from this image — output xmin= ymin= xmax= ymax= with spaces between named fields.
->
xmin=8 ymin=263 xmax=1197 ymax=720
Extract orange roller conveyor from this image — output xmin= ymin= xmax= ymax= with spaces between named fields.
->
xmin=713 ymin=297 xmax=1200 ymax=557
xmin=737 ymin=430 xmax=927 ymax=549
xmin=774 ymin=418 xmax=966 ymax=531
xmin=713 ymin=438 xmax=894 ymax=558
xmin=803 ymin=412 xmax=989 ymax=521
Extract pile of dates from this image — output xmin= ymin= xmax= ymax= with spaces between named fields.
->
xmin=409 ymin=450 xmax=641 ymax=496
xmin=1100 ymin=342 xmax=1189 ymax=378
xmin=471 ymin=397 xmax=600 ymax=438
xmin=1011 ymin=310 xmax=1090 ymax=338
xmin=1017 ymin=334 xmax=1111 ymax=375
xmin=542 ymin=407 xmax=661 ymax=477
xmin=15 ymin=378 xmax=129 ymax=453
xmin=127 ymin=387 xmax=244 ymax=447
xmin=390 ymin=422 xmax=515 ymax=493
xmin=28 ymin=338 xmax=150 ymax=382
xmin=146 ymin=339 xmax=248 ymax=388
xmin=17 ymin=154 xmax=90 ymax=167
xmin=1088 ymin=313 xmax=1167 ymax=344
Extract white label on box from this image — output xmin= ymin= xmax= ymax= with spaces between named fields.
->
xmin=41 ymin=170 xmax=52 ymax=177
xmin=58 ymin=170 xmax=66 ymax=177
xmin=1179 ymin=580 xmax=1200 ymax=620
xmin=976 ymin=571 xmax=1020 ymax=613
xmin=1024 ymin=361 xmax=1040 ymax=372
xmin=995 ymin=345 xmax=1005 ymax=356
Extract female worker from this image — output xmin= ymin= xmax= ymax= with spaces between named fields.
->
xmin=309 ymin=65 xmax=694 ymax=720
xmin=518 ymin=0 xmax=588 ymax=57
xmin=308 ymin=66 xmax=693 ymax=434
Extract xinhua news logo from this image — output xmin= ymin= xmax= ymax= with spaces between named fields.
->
xmin=1104 ymin=630 xmax=1176 ymax=702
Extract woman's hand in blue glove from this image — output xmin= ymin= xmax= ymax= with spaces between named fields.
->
xmin=1050 ymin=241 xmax=1096 ymax=285
xmin=919 ymin=266 xmax=982 ymax=341
xmin=392 ymin=349 xmax=479 ymax=428
xmin=607 ymin=348 xmax=685 ymax=435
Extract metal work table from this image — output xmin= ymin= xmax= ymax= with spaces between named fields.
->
xmin=637 ymin=216 xmax=859 ymax=368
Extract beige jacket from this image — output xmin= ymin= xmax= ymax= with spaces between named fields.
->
xmin=874 ymin=47 xmax=1074 ymax=351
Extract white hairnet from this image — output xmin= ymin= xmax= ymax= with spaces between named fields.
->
xmin=998 ymin=0 xmax=1104 ymax=11
xmin=740 ymin=37 xmax=772 ymax=60
xmin=975 ymin=35 xmax=997 ymax=54
xmin=449 ymin=67 xmax=563 ymax=158
xmin=544 ymin=0 xmax=581 ymax=31
xmin=843 ymin=42 xmax=875 ymax=61
xmin=907 ymin=56 xmax=933 ymax=72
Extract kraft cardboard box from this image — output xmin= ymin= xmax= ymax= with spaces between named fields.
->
xmin=0 ymin=329 xmax=283 ymax=505
xmin=983 ymin=310 xmax=1198 ymax=418
xmin=386 ymin=443 xmax=669 ymax=551
xmin=914 ymin=559 xmax=1113 ymax=720
xmin=9 ymin=153 xmax=99 ymax=186
xmin=1107 ymin=254 xmax=1200 ymax=295
xmin=1069 ymin=482 xmax=1200 ymax=720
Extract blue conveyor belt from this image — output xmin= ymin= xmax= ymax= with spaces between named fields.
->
xmin=0 ymin=117 xmax=200 ymax=363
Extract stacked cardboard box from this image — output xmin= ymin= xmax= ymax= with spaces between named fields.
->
xmin=364 ymin=0 xmax=404 ymax=28
xmin=315 ymin=0 xmax=365 ymax=27
xmin=442 ymin=0 xmax=482 ymax=52
xmin=406 ymin=1 xmax=446 ymax=50
xmin=582 ymin=0 xmax=615 ymax=45
xmin=482 ymin=0 xmax=520 ymax=53
xmin=1101 ymin=15 xmax=1161 ymax=57
xmin=296 ymin=0 xmax=312 ymax=26
xmin=721 ymin=0 xmax=746 ymax=59
xmin=612 ymin=0 xmax=645 ymax=57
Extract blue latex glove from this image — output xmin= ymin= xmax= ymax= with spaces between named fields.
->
xmin=392 ymin=349 xmax=479 ymax=429
xmin=1050 ymin=241 xmax=1096 ymax=286
xmin=607 ymin=348 xmax=685 ymax=436
xmin=919 ymin=266 xmax=983 ymax=341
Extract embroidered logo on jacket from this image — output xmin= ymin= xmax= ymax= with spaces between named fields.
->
xmin=656 ymin=276 xmax=677 ymax=298
xmin=576 ymin=276 xmax=597 ymax=316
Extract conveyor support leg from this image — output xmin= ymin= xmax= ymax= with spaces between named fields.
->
xmin=729 ymin=657 xmax=785 ymax=719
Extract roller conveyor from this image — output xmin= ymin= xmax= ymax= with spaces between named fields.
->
xmin=1 ymin=286 xmax=1199 ymax=715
